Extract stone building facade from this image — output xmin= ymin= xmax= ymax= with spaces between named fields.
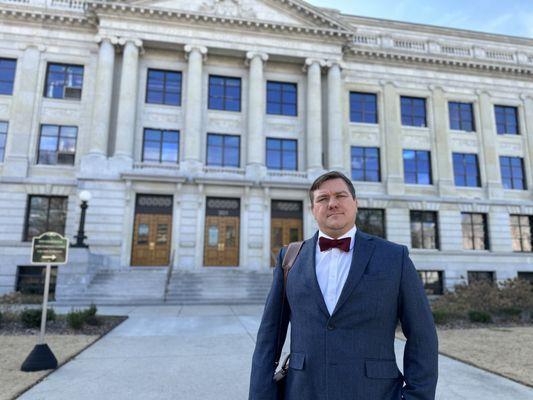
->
xmin=0 ymin=0 xmax=532 ymax=297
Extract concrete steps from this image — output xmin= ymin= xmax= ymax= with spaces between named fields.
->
xmin=165 ymin=270 xmax=273 ymax=305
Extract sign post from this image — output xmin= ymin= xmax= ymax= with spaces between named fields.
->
xmin=21 ymin=232 xmax=69 ymax=372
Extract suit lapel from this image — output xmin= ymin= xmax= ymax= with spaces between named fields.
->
xmin=331 ymin=230 xmax=376 ymax=316
xmin=297 ymin=232 xmax=330 ymax=318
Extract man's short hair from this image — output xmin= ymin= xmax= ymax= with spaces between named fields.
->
xmin=309 ymin=171 xmax=356 ymax=204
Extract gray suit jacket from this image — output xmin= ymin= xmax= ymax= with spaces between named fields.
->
xmin=249 ymin=230 xmax=438 ymax=400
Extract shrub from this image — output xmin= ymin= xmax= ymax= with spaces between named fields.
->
xmin=432 ymin=309 xmax=450 ymax=325
xmin=66 ymin=310 xmax=86 ymax=330
xmin=84 ymin=304 xmax=97 ymax=317
xmin=0 ymin=310 xmax=3 ymax=327
xmin=468 ymin=310 xmax=492 ymax=323
xmin=20 ymin=308 xmax=56 ymax=328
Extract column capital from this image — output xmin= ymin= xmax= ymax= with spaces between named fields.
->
xmin=519 ymin=93 xmax=533 ymax=102
xmin=184 ymin=44 xmax=208 ymax=60
xmin=325 ymin=59 xmax=345 ymax=69
xmin=475 ymin=89 xmax=492 ymax=98
xmin=18 ymin=43 xmax=46 ymax=52
xmin=378 ymin=79 xmax=398 ymax=89
xmin=428 ymin=84 xmax=446 ymax=93
xmin=303 ymin=58 xmax=326 ymax=71
xmin=246 ymin=51 xmax=269 ymax=63
xmin=95 ymin=35 xmax=119 ymax=45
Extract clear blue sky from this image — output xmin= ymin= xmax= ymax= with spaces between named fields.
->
xmin=308 ymin=0 xmax=533 ymax=38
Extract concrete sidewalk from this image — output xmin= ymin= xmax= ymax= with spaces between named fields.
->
xmin=19 ymin=305 xmax=533 ymax=400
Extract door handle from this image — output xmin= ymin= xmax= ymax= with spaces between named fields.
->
xmin=218 ymin=243 xmax=225 ymax=251
xmin=149 ymin=242 xmax=155 ymax=250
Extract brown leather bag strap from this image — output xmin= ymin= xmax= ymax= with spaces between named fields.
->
xmin=274 ymin=241 xmax=304 ymax=368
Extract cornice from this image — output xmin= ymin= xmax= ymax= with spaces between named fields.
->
xmin=86 ymin=1 xmax=353 ymax=40
xmin=348 ymin=47 xmax=533 ymax=78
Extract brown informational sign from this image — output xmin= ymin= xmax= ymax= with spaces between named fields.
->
xmin=31 ymin=232 xmax=69 ymax=265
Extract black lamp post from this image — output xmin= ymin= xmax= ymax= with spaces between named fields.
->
xmin=72 ymin=190 xmax=91 ymax=248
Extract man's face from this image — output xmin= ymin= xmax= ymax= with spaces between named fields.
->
xmin=310 ymin=178 xmax=357 ymax=238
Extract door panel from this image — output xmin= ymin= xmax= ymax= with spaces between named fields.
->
xmin=204 ymin=216 xmax=240 ymax=266
xmin=131 ymin=213 xmax=172 ymax=266
xmin=271 ymin=218 xmax=303 ymax=266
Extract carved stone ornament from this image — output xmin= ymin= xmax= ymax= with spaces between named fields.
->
xmin=199 ymin=0 xmax=256 ymax=19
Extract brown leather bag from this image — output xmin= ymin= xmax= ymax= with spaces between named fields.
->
xmin=273 ymin=241 xmax=303 ymax=398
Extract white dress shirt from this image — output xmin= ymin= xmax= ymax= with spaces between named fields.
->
xmin=315 ymin=225 xmax=357 ymax=315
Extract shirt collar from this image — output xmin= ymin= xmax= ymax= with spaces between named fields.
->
xmin=318 ymin=225 xmax=357 ymax=251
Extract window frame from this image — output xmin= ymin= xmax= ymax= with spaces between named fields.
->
xmin=418 ymin=270 xmax=444 ymax=295
xmin=510 ymin=214 xmax=532 ymax=252
xmin=500 ymin=156 xmax=527 ymax=190
xmin=208 ymin=75 xmax=242 ymax=112
xmin=265 ymin=137 xmax=298 ymax=171
xmin=403 ymin=149 xmax=432 ymax=185
xmin=495 ymin=105 xmax=519 ymax=135
xmin=0 ymin=120 xmax=8 ymax=163
xmin=350 ymin=146 xmax=381 ymax=182
xmin=206 ymin=133 xmax=241 ymax=168
xmin=467 ymin=271 xmax=495 ymax=284
xmin=23 ymin=195 xmax=68 ymax=242
xmin=141 ymin=128 xmax=180 ymax=164
xmin=266 ymin=81 xmax=297 ymax=116
xmin=448 ymin=101 xmax=475 ymax=132
xmin=43 ymin=62 xmax=84 ymax=100
xmin=0 ymin=58 xmax=17 ymax=96
xmin=461 ymin=212 xmax=489 ymax=250
xmin=145 ymin=68 xmax=182 ymax=106
xmin=401 ymin=96 xmax=427 ymax=127
xmin=410 ymin=210 xmax=439 ymax=250
xmin=37 ymin=124 xmax=78 ymax=165
xmin=356 ymin=208 xmax=386 ymax=238
xmin=349 ymin=92 xmax=378 ymax=124
xmin=452 ymin=153 xmax=481 ymax=187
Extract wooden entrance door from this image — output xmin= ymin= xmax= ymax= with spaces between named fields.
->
xmin=131 ymin=214 xmax=172 ymax=266
xmin=204 ymin=216 xmax=240 ymax=266
xmin=271 ymin=218 xmax=303 ymax=266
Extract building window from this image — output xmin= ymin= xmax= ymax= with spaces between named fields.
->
xmin=44 ymin=63 xmax=84 ymax=100
xmin=266 ymin=138 xmax=297 ymax=171
xmin=510 ymin=215 xmax=532 ymax=252
xmin=461 ymin=213 xmax=489 ymax=250
xmin=350 ymin=92 xmax=377 ymax=123
xmin=418 ymin=271 xmax=444 ymax=295
xmin=500 ymin=156 xmax=526 ymax=190
xmin=142 ymin=129 xmax=179 ymax=163
xmin=356 ymin=208 xmax=385 ymax=238
xmin=410 ymin=211 xmax=439 ymax=249
xmin=453 ymin=153 xmax=480 ymax=187
xmin=467 ymin=271 xmax=495 ymax=284
xmin=449 ymin=101 xmax=475 ymax=131
xmin=208 ymin=75 xmax=241 ymax=112
xmin=401 ymin=96 xmax=427 ymax=127
xmin=0 ymin=58 xmax=17 ymax=95
xmin=267 ymin=81 xmax=297 ymax=116
xmin=24 ymin=195 xmax=68 ymax=241
xmin=145 ymin=69 xmax=182 ymax=106
xmin=0 ymin=121 xmax=7 ymax=162
xmin=206 ymin=133 xmax=240 ymax=167
xmin=517 ymin=272 xmax=533 ymax=284
xmin=351 ymin=147 xmax=380 ymax=182
xmin=495 ymin=105 xmax=519 ymax=135
xmin=403 ymin=150 xmax=432 ymax=184
xmin=37 ymin=124 xmax=78 ymax=165
xmin=16 ymin=265 xmax=58 ymax=295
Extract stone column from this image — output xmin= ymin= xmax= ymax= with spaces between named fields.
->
xmin=381 ymin=81 xmax=404 ymax=195
xmin=431 ymin=86 xmax=455 ymax=196
xmin=3 ymin=45 xmax=43 ymax=177
xmin=477 ymin=90 xmax=503 ymax=198
xmin=305 ymin=58 xmax=325 ymax=177
xmin=113 ymin=38 xmax=142 ymax=161
xmin=89 ymin=36 xmax=117 ymax=156
xmin=326 ymin=61 xmax=344 ymax=171
xmin=520 ymin=94 xmax=533 ymax=189
xmin=246 ymin=51 xmax=268 ymax=179
xmin=183 ymin=45 xmax=207 ymax=173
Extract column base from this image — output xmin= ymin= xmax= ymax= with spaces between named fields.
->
xmin=2 ymin=155 xmax=29 ymax=178
xmin=245 ymin=164 xmax=267 ymax=182
xmin=438 ymin=179 xmax=456 ymax=197
xmin=486 ymin=182 xmax=504 ymax=199
xmin=307 ymin=167 xmax=326 ymax=182
xmin=108 ymin=154 xmax=133 ymax=174
xmin=181 ymin=159 xmax=204 ymax=177
xmin=386 ymin=176 xmax=405 ymax=195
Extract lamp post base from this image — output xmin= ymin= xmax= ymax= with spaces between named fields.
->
xmin=21 ymin=343 xmax=58 ymax=372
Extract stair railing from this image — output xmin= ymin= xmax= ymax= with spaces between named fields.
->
xmin=163 ymin=249 xmax=176 ymax=302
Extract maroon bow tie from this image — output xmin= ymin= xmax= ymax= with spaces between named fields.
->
xmin=319 ymin=236 xmax=351 ymax=252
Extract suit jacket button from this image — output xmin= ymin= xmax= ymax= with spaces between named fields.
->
xmin=327 ymin=324 xmax=335 ymax=331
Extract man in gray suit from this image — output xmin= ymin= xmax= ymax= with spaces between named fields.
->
xmin=249 ymin=171 xmax=438 ymax=400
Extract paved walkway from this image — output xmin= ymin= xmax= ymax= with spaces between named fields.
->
xmin=19 ymin=305 xmax=533 ymax=400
